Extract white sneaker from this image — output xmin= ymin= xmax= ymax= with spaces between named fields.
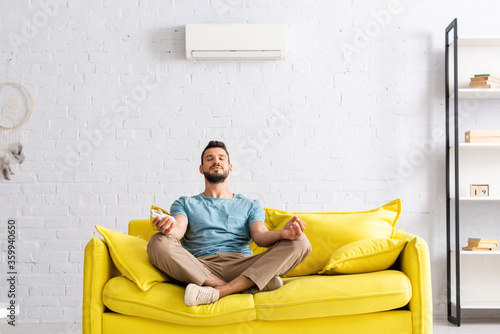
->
xmin=184 ymin=284 xmax=220 ymax=306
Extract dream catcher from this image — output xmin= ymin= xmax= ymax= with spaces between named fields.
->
xmin=0 ymin=82 xmax=33 ymax=180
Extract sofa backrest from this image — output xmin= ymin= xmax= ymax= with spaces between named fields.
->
xmin=129 ymin=219 xmax=157 ymax=241
xmin=250 ymin=200 xmax=401 ymax=277
xmin=129 ymin=199 xmax=401 ymax=277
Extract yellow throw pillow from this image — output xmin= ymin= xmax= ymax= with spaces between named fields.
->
xmin=250 ymin=199 xmax=401 ymax=277
xmin=319 ymin=238 xmax=407 ymax=275
xmin=95 ymin=225 xmax=168 ymax=291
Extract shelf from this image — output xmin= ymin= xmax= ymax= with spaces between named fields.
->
xmin=452 ymin=301 xmax=500 ymax=309
xmin=448 ymin=37 xmax=500 ymax=48
xmin=450 ymin=143 xmax=500 ymax=150
xmin=449 ymin=144 xmax=500 ymax=199
xmin=460 ymin=250 xmax=500 ymax=255
xmin=451 ymin=250 xmax=500 ymax=255
xmin=456 ymin=37 xmax=500 ymax=47
xmin=451 ymin=197 xmax=500 ymax=201
xmin=448 ymin=35 xmax=500 ymax=99
xmin=456 ymin=88 xmax=500 ymax=99
xmin=458 ymin=143 xmax=500 ymax=148
xmin=450 ymin=249 xmax=500 ymax=311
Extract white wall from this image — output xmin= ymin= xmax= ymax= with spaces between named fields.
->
xmin=1 ymin=0 xmax=500 ymax=325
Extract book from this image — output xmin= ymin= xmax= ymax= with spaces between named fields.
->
xmin=469 ymin=81 xmax=500 ymax=88
xmin=462 ymin=246 xmax=493 ymax=251
xmin=465 ymin=130 xmax=500 ymax=143
xmin=470 ymin=80 xmax=500 ymax=86
xmin=467 ymin=242 xmax=498 ymax=248
xmin=468 ymin=83 xmax=500 ymax=89
xmin=468 ymin=238 xmax=498 ymax=244
xmin=469 ymin=75 xmax=500 ymax=88
xmin=470 ymin=76 xmax=500 ymax=83
xmin=465 ymin=130 xmax=500 ymax=138
xmin=466 ymin=137 xmax=500 ymax=143
xmin=462 ymin=238 xmax=498 ymax=251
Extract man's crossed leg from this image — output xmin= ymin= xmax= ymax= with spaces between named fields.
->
xmin=147 ymin=233 xmax=311 ymax=306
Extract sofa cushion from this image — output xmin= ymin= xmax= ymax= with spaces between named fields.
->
xmin=95 ymin=225 xmax=168 ymax=291
xmin=251 ymin=199 xmax=401 ymax=277
xmin=254 ymin=270 xmax=412 ymax=321
xmin=103 ymin=270 xmax=411 ymax=325
xmin=319 ymin=238 xmax=407 ymax=275
xmin=103 ymin=277 xmax=256 ymax=326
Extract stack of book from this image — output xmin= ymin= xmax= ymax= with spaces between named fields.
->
xmin=462 ymin=238 xmax=498 ymax=251
xmin=465 ymin=130 xmax=500 ymax=143
xmin=469 ymin=74 xmax=500 ymax=89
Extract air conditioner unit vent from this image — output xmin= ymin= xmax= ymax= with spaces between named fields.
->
xmin=185 ymin=24 xmax=287 ymax=60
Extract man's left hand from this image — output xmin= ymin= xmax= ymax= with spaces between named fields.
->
xmin=279 ymin=216 xmax=306 ymax=240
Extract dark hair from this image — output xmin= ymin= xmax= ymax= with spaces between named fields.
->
xmin=201 ymin=141 xmax=230 ymax=164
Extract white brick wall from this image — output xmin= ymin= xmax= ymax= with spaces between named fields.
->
xmin=2 ymin=0 xmax=500 ymax=325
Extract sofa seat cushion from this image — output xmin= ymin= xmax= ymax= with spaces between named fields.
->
xmin=103 ymin=270 xmax=411 ymax=326
xmin=103 ymin=277 xmax=256 ymax=326
xmin=254 ymin=270 xmax=412 ymax=321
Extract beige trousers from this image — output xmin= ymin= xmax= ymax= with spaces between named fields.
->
xmin=147 ymin=233 xmax=311 ymax=290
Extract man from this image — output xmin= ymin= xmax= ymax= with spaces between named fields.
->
xmin=147 ymin=141 xmax=311 ymax=306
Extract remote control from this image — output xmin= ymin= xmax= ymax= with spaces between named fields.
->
xmin=151 ymin=209 xmax=170 ymax=220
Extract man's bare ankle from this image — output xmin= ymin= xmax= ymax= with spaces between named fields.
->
xmin=215 ymin=284 xmax=234 ymax=299
xmin=203 ymin=274 xmax=227 ymax=288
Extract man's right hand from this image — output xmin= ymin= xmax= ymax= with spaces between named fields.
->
xmin=153 ymin=215 xmax=177 ymax=235
xmin=152 ymin=213 xmax=188 ymax=240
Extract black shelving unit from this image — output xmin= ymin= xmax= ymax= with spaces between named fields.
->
xmin=445 ymin=17 xmax=461 ymax=326
xmin=445 ymin=17 xmax=500 ymax=327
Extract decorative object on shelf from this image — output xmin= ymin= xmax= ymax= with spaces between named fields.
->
xmin=462 ymin=238 xmax=498 ymax=251
xmin=0 ymin=82 xmax=33 ymax=180
xmin=469 ymin=74 xmax=500 ymax=89
xmin=470 ymin=184 xmax=489 ymax=197
xmin=465 ymin=130 xmax=500 ymax=143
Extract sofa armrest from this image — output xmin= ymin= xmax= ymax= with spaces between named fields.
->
xmin=394 ymin=228 xmax=433 ymax=334
xmin=83 ymin=236 xmax=119 ymax=334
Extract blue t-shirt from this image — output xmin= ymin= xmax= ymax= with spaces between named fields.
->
xmin=170 ymin=193 xmax=265 ymax=258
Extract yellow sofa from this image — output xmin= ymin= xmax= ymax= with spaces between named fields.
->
xmin=83 ymin=201 xmax=432 ymax=334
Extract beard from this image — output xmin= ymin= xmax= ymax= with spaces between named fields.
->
xmin=204 ymin=168 xmax=229 ymax=184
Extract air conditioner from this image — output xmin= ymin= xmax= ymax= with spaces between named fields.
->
xmin=185 ymin=24 xmax=287 ymax=60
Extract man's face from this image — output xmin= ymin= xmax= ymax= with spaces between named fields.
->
xmin=200 ymin=147 xmax=232 ymax=184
